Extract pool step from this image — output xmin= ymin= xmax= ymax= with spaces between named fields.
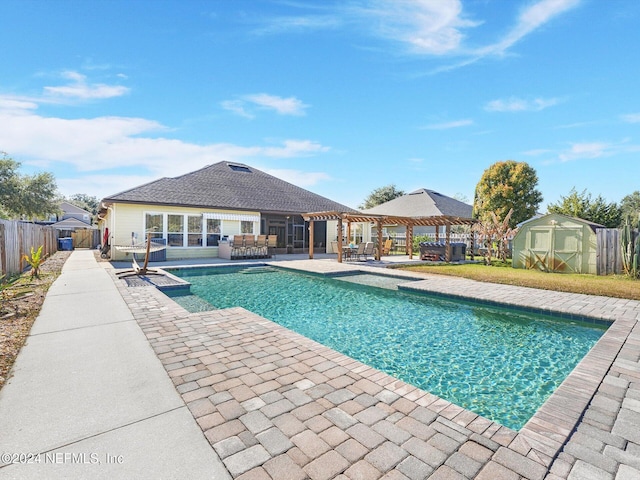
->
xmin=239 ymin=266 xmax=278 ymax=274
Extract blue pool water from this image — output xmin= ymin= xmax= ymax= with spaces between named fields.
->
xmin=168 ymin=266 xmax=606 ymax=430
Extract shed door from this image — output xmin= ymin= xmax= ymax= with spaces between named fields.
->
xmin=525 ymin=226 xmax=583 ymax=273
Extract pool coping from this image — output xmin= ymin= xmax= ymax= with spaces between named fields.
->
xmin=114 ymin=259 xmax=640 ymax=478
xmin=258 ymin=261 xmax=637 ymax=461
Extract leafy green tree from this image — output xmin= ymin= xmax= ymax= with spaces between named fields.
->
xmin=473 ymin=160 xmax=542 ymax=228
xmin=360 ymin=184 xmax=405 ymax=209
xmin=621 ymin=191 xmax=640 ymax=222
xmin=547 ymin=188 xmax=622 ymax=228
xmin=0 ymin=152 xmax=58 ymax=219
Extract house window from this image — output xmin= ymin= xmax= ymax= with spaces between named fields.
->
xmin=167 ymin=214 xmax=184 ymax=246
xmin=188 ymin=216 xmax=203 ymax=247
xmin=206 ymin=218 xmax=221 ymax=246
xmin=145 ymin=213 xmax=164 ymax=239
xmin=241 ymin=221 xmax=254 ymax=234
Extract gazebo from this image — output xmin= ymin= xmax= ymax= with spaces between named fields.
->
xmin=302 ymin=211 xmax=476 ymax=263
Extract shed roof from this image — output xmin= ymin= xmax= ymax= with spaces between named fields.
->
xmin=101 ymin=162 xmax=357 ymax=215
xmin=517 ymin=212 xmax=605 ymax=233
xmin=362 ymin=189 xmax=473 ymax=219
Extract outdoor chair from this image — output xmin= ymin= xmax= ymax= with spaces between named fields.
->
xmin=382 ymin=239 xmax=393 ymax=256
xmin=244 ymin=235 xmax=257 ymax=258
xmin=231 ymin=235 xmax=246 ymax=259
xmin=267 ymin=235 xmax=278 ymax=258
xmin=363 ymin=242 xmax=375 ymax=261
xmin=256 ymin=235 xmax=268 ymax=258
xmin=350 ymin=243 xmax=366 ymax=261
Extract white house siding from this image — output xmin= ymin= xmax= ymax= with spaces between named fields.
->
xmin=102 ymin=203 xmax=260 ymax=261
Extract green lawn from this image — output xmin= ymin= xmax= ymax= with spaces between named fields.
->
xmin=392 ymin=260 xmax=640 ymax=301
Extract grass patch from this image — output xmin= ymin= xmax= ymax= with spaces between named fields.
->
xmin=393 ymin=260 xmax=640 ymax=301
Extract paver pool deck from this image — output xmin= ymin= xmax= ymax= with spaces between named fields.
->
xmin=1 ymin=250 xmax=639 ymax=479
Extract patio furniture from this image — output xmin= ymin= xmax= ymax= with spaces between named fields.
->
xmin=267 ymin=235 xmax=278 ymax=258
xmin=256 ymin=235 xmax=268 ymax=258
xmin=244 ymin=235 xmax=257 ymax=258
xmin=359 ymin=242 xmax=375 ymax=261
xmin=382 ymin=239 xmax=393 ymax=255
xmin=350 ymin=243 xmax=366 ymax=261
xmin=231 ymin=235 xmax=246 ymax=259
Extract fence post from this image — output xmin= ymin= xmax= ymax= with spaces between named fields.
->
xmin=0 ymin=223 xmax=5 ymax=276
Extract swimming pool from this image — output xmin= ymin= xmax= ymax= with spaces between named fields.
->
xmin=168 ymin=265 xmax=606 ymax=430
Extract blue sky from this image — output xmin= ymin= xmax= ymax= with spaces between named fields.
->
xmin=1 ymin=0 xmax=639 ymax=210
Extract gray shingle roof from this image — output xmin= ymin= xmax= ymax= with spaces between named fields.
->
xmin=102 ymin=162 xmax=356 ymax=215
xmin=362 ymin=189 xmax=473 ymax=218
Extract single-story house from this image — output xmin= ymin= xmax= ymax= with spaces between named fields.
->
xmin=98 ymin=161 xmax=358 ymax=261
xmin=512 ymin=212 xmax=603 ymax=274
xmin=362 ymin=189 xmax=473 ymax=238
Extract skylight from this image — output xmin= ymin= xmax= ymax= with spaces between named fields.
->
xmin=229 ymin=164 xmax=251 ymax=173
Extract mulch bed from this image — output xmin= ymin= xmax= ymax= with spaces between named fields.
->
xmin=0 ymin=250 xmax=72 ymax=389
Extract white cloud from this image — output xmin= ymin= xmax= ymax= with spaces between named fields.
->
xmin=621 ymin=113 xmax=640 ymax=123
xmin=245 ymin=94 xmax=309 ymax=116
xmin=43 ymin=70 xmax=129 ymax=100
xmin=477 ymin=0 xmax=581 ymax=57
xmin=485 ymin=96 xmax=560 ymax=112
xmin=423 ymin=119 xmax=473 ymax=129
xmin=0 ymin=107 xmax=330 ymax=180
xmin=357 ymin=0 xmax=479 ymax=55
xmin=223 ymin=93 xmax=309 ymax=117
xmin=252 ymin=15 xmax=343 ymax=35
xmin=558 ymin=142 xmax=612 ymax=162
xmin=221 ymin=100 xmax=254 ymax=119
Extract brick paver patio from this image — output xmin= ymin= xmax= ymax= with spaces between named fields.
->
xmin=113 ymin=260 xmax=640 ymax=479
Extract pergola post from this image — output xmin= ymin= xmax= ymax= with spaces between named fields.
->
xmin=407 ymin=224 xmax=413 ymax=260
xmin=376 ymin=219 xmax=383 ymax=260
xmin=435 ymin=226 xmax=440 ymax=242
xmin=308 ymin=220 xmax=314 ymax=259
xmin=445 ymin=222 xmax=451 ymax=262
xmin=337 ymin=218 xmax=343 ymax=263
xmin=346 ymin=221 xmax=351 ymax=245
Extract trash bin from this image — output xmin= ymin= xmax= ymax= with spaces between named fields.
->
xmin=58 ymin=237 xmax=73 ymax=251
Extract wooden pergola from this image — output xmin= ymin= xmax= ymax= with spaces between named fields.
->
xmin=302 ymin=211 xmax=476 ymax=263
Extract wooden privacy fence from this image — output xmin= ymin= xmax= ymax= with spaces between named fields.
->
xmin=0 ymin=220 xmax=58 ymax=276
xmin=596 ymin=228 xmax=624 ymax=275
xmin=71 ymin=229 xmax=100 ymax=249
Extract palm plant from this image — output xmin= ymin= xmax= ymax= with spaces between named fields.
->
xmin=23 ymin=245 xmax=44 ymax=278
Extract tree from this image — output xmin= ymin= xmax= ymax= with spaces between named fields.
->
xmin=0 ymin=152 xmax=58 ymax=220
xmin=360 ymin=184 xmax=405 ymax=209
xmin=621 ymin=191 xmax=640 ymax=222
xmin=473 ymin=161 xmax=542 ymax=228
xmin=547 ymin=188 xmax=622 ymax=228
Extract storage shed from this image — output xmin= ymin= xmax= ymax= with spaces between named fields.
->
xmin=512 ymin=213 xmax=603 ymax=274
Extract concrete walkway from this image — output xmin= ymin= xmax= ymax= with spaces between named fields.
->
xmin=0 ymin=250 xmax=229 ymax=479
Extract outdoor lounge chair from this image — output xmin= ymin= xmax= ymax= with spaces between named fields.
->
xmin=231 ymin=235 xmax=246 ymax=259
xmin=267 ymin=235 xmax=277 ymax=258
xmin=256 ymin=235 xmax=268 ymax=258
xmin=244 ymin=235 xmax=256 ymax=258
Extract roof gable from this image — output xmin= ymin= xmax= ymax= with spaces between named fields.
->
xmin=102 ymin=162 xmax=356 ymax=214
xmin=60 ymin=201 xmax=91 ymax=216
